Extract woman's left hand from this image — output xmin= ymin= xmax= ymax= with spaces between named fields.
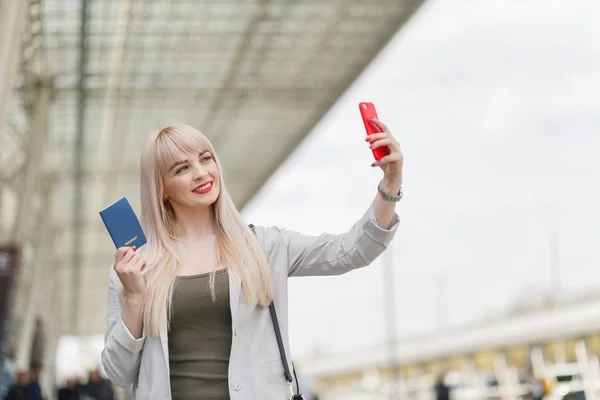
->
xmin=366 ymin=119 xmax=403 ymax=183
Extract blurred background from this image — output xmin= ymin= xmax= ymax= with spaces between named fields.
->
xmin=1 ymin=0 xmax=599 ymax=399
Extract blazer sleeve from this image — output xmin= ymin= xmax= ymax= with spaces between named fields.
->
xmin=257 ymin=201 xmax=400 ymax=277
xmin=101 ymin=265 xmax=146 ymax=388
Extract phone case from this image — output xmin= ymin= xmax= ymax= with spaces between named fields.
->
xmin=359 ymin=102 xmax=389 ymax=161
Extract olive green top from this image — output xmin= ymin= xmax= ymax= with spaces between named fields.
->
xmin=168 ymin=269 xmax=232 ymax=400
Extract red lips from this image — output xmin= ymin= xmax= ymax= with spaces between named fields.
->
xmin=192 ymin=181 xmax=213 ymax=195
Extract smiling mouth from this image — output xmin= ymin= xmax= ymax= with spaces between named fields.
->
xmin=192 ymin=181 xmax=213 ymax=194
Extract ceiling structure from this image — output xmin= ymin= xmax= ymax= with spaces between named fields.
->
xmin=1 ymin=0 xmax=425 ymax=337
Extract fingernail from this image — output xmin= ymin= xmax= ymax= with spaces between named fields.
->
xmin=371 ymin=162 xmax=376 ymax=167
xmin=132 ymin=247 xmax=136 ymax=252
xmin=369 ymin=144 xmax=374 ymax=149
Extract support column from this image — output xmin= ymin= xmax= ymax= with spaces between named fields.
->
xmin=12 ymin=77 xmax=53 ymax=241
xmin=555 ymin=341 xmax=567 ymax=364
xmin=14 ymin=186 xmax=54 ymax=371
xmin=575 ymin=339 xmax=596 ymax=400
xmin=14 ymin=233 xmax=52 ymax=371
xmin=529 ymin=345 xmax=546 ymax=378
xmin=12 ymin=76 xmax=53 ymax=371
xmin=0 ymin=0 xmax=28 ymax=136
xmin=413 ymin=365 xmax=430 ymax=400
xmin=590 ymin=350 xmax=600 ymax=400
xmin=39 ymin=252 xmax=60 ymax=400
xmin=494 ymin=352 xmax=519 ymax=400
xmin=461 ymin=357 xmax=482 ymax=398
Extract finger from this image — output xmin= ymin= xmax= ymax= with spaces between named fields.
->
xmin=115 ymin=247 xmax=130 ymax=262
xmin=372 ymin=153 xmax=402 ymax=167
xmin=115 ymin=251 xmax=136 ymax=273
xmin=370 ymin=118 xmax=390 ymax=133
xmin=365 ymin=132 xmax=390 ymax=142
xmin=122 ymin=249 xmax=137 ymax=265
xmin=121 ymin=260 xmax=139 ymax=276
xmin=132 ymin=257 xmax=146 ymax=273
xmin=370 ymin=138 xmax=398 ymax=151
xmin=126 ymin=253 xmax=142 ymax=269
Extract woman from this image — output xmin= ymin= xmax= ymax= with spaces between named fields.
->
xmin=101 ymin=119 xmax=403 ymax=400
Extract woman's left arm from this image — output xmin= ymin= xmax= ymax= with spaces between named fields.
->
xmin=368 ymin=118 xmax=404 ymax=229
xmin=257 ymin=118 xmax=403 ymax=277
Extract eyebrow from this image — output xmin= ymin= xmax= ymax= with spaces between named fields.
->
xmin=169 ymin=150 xmax=210 ymax=171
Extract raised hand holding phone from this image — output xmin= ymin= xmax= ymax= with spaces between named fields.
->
xmin=359 ymin=102 xmax=403 ymax=183
xmin=359 ymin=102 xmax=389 ymax=161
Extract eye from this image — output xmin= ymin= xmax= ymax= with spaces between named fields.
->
xmin=201 ymin=155 xmax=212 ymax=163
xmin=176 ymin=165 xmax=188 ymax=174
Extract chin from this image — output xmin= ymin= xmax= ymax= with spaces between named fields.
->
xmin=198 ymin=191 xmax=220 ymax=208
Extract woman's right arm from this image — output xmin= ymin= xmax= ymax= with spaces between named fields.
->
xmin=101 ymin=247 xmax=147 ymax=388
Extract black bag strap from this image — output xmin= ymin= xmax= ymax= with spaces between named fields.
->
xmin=249 ymin=224 xmax=303 ymax=399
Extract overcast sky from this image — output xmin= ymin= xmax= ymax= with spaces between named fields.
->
xmin=242 ymin=0 xmax=600 ymax=359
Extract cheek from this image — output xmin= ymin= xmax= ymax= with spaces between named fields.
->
xmin=163 ymin=178 xmax=182 ymax=198
xmin=211 ymin=164 xmax=220 ymax=181
xmin=163 ymin=180 xmax=173 ymax=197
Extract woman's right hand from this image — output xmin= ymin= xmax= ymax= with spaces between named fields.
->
xmin=114 ymin=247 xmax=146 ymax=300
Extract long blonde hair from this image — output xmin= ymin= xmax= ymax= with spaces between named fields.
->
xmin=138 ymin=124 xmax=273 ymax=336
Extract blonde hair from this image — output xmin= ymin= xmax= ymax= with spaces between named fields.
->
xmin=138 ymin=124 xmax=273 ymax=336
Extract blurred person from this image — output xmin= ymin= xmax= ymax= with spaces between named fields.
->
xmin=81 ymin=369 xmax=113 ymax=400
xmin=57 ymin=378 xmax=80 ymax=400
xmin=1 ymin=346 xmax=16 ymax=398
xmin=4 ymin=371 xmax=29 ymax=400
xmin=24 ymin=363 xmax=42 ymax=400
xmin=524 ymin=367 xmax=544 ymax=400
xmin=434 ymin=372 xmax=450 ymax=400
xmin=28 ymin=319 xmax=45 ymax=373
xmin=101 ymin=121 xmax=403 ymax=399
xmin=74 ymin=377 xmax=83 ymax=393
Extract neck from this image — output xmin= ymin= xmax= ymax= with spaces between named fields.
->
xmin=173 ymin=204 xmax=216 ymax=240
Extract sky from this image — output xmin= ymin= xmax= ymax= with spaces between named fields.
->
xmin=241 ymin=0 xmax=600 ymax=359
xmin=56 ymin=0 xmax=600 ymax=381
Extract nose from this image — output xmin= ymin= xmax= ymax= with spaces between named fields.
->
xmin=192 ymin=163 xmax=208 ymax=180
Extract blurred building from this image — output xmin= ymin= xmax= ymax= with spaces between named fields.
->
xmin=296 ymin=298 xmax=600 ymax=399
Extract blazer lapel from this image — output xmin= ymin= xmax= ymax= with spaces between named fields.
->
xmin=228 ymin=268 xmax=242 ymax=330
xmin=159 ymin=308 xmax=169 ymax=374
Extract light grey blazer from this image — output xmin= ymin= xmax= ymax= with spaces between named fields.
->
xmin=101 ymin=203 xmax=399 ymax=399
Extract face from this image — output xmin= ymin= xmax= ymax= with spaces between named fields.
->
xmin=17 ymin=371 xmax=30 ymax=385
xmin=163 ymin=149 xmax=220 ymax=212
xmin=31 ymin=368 xmax=41 ymax=380
xmin=89 ymin=370 xmax=100 ymax=382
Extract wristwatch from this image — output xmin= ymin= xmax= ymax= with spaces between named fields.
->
xmin=377 ymin=180 xmax=403 ymax=202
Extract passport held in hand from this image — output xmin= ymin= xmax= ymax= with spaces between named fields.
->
xmin=99 ymin=197 xmax=147 ymax=249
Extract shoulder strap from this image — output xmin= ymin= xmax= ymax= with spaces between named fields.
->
xmin=268 ymin=302 xmax=293 ymax=383
xmin=248 ymin=224 xmax=303 ymax=398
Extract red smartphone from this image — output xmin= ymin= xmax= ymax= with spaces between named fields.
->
xmin=359 ymin=102 xmax=389 ymax=161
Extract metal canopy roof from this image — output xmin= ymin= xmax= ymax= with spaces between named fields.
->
xmin=4 ymin=0 xmax=424 ymax=337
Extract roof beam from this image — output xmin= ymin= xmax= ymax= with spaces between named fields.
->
xmin=205 ymin=0 xmax=270 ymax=141
xmin=239 ymin=0 xmax=426 ymax=210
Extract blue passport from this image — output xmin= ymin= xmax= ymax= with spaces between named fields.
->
xmin=99 ymin=197 xmax=147 ymax=249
